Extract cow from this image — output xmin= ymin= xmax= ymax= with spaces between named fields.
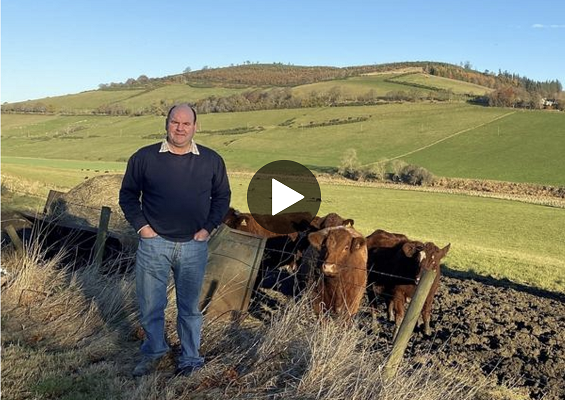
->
xmin=367 ymin=231 xmax=450 ymax=337
xmin=299 ymin=226 xmax=368 ymax=321
xmin=365 ymin=229 xmax=408 ymax=250
xmin=310 ymin=212 xmax=354 ymax=230
xmin=222 ymin=208 xmax=314 ymax=293
xmin=223 ymin=208 xmax=312 ymax=240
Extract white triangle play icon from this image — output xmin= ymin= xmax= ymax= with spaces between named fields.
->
xmin=271 ymin=178 xmax=304 ymax=215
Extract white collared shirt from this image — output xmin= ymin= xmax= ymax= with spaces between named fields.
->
xmin=159 ymin=139 xmax=200 ymax=155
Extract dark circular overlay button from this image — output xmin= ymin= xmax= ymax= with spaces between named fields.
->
xmin=247 ymin=160 xmax=321 ymax=235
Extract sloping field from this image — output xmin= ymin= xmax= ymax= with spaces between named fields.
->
xmin=388 ymin=73 xmax=492 ymax=95
xmin=391 ymin=73 xmax=492 ymax=95
xmin=6 ymin=89 xmax=145 ymax=111
xmin=197 ymin=103 xmax=512 ymax=172
xmin=292 ymin=73 xmax=428 ymax=98
xmin=402 ymin=110 xmax=565 ymax=186
xmin=114 ymin=84 xmax=251 ymax=110
xmin=3 ymin=103 xmax=563 ymax=186
xmin=5 ymin=85 xmax=251 ymax=114
xmin=292 ymin=72 xmax=491 ymax=98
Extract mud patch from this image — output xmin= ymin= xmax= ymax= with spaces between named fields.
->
xmin=370 ymin=275 xmax=565 ymax=399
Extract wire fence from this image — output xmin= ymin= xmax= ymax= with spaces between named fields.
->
xmin=3 ymin=185 xmax=436 ymax=309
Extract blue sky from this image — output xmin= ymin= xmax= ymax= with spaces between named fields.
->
xmin=2 ymin=0 xmax=564 ymax=103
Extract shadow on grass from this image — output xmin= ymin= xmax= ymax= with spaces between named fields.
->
xmin=303 ymin=164 xmax=338 ymax=174
xmin=442 ymin=264 xmax=565 ymax=303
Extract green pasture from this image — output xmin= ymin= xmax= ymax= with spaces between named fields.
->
xmin=3 ymin=103 xmax=564 ymax=185
xmin=389 ymin=73 xmax=491 ymax=95
xmin=230 ymin=175 xmax=565 ymax=293
xmin=6 ymin=85 xmax=251 ymax=113
xmin=117 ymin=84 xmax=251 ymax=110
xmin=292 ymin=73 xmax=428 ymax=98
xmin=2 ymin=165 xmax=563 ymax=293
xmin=403 ymin=110 xmax=565 ymax=186
xmin=7 ymin=89 xmax=145 ymax=111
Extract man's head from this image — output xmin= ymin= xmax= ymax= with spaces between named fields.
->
xmin=165 ymin=104 xmax=197 ymax=152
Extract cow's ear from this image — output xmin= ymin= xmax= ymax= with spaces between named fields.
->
xmin=440 ymin=243 xmax=451 ymax=257
xmin=351 ymin=237 xmax=366 ymax=251
xmin=402 ymin=241 xmax=419 ymax=257
xmin=308 ymin=231 xmax=325 ymax=250
xmin=310 ymin=216 xmax=324 ymax=229
xmin=343 ymin=219 xmax=354 ymax=227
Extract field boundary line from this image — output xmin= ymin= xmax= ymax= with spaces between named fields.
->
xmin=226 ymin=171 xmax=565 ymax=208
xmin=372 ymin=110 xmax=516 ymax=164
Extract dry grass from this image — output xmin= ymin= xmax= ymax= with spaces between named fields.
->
xmin=1 ymin=231 xmax=527 ymax=399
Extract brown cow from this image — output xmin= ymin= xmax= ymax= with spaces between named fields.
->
xmin=223 ymin=208 xmax=312 ymax=240
xmin=310 ymin=213 xmax=354 ymax=229
xmin=365 ymin=229 xmax=408 ymax=250
xmin=288 ymin=212 xmax=355 ymax=273
xmin=367 ymin=232 xmax=450 ymax=336
xmin=301 ymin=227 xmax=368 ymax=321
xmin=222 ymin=208 xmax=313 ymax=292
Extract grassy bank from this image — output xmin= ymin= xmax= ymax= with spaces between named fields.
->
xmin=1 ymin=239 xmax=526 ymax=399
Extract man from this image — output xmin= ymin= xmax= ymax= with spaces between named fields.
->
xmin=119 ymin=103 xmax=231 ymax=377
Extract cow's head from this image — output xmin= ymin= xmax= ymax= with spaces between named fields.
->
xmin=308 ymin=227 xmax=366 ymax=277
xmin=311 ymin=213 xmax=354 ymax=229
xmin=222 ymin=207 xmax=242 ymax=228
xmin=398 ymin=240 xmax=427 ymax=282
xmin=420 ymin=242 xmax=451 ymax=272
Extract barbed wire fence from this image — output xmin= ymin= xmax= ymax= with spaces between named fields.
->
xmin=2 ymin=185 xmax=448 ymax=335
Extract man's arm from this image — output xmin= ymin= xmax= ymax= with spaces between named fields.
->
xmin=119 ymin=153 xmax=150 ymax=233
xmin=202 ymin=155 xmax=231 ymax=235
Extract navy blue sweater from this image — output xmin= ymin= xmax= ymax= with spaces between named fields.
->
xmin=119 ymin=143 xmax=231 ymax=242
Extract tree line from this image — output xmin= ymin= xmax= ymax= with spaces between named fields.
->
xmin=3 ymin=62 xmax=562 ymax=114
xmin=425 ymin=64 xmax=563 ymax=109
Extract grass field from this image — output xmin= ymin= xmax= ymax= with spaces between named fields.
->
xmin=4 ymin=165 xmax=562 ymax=293
xmin=388 ymin=73 xmax=492 ymax=95
xmin=6 ymin=89 xmax=146 ymax=111
xmin=117 ymin=84 xmax=251 ymax=111
xmin=5 ymin=85 xmax=251 ymax=113
xmin=4 ymin=103 xmax=564 ymax=185
xmin=403 ymin=110 xmax=565 ymax=185
xmin=229 ymin=175 xmax=565 ymax=293
xmin=292 ymin=73 xmax=428 ymax=98
xmin=3 ymin=100 xmax=565 ymax=294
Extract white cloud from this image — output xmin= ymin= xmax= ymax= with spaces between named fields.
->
xmin=531 ymin=23 xmax=565 ymax=29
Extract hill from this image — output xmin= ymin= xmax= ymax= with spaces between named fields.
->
xmin=2 ymin=102 xmax=565 ymax=186
xmin=0 ymin=61 xmax=519 ymax=116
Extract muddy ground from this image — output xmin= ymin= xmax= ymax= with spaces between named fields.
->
xmin=410 ymin=272 xmax=565 ymax=400
xmin=255 ymin=268 xmax=565 ymax=400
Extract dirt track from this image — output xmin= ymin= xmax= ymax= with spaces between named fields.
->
xmin=370 ymin=272 xmax=565 ymax=400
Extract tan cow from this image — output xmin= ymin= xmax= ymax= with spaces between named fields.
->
xmin=301 ymin=226 xmax=368 ymax=321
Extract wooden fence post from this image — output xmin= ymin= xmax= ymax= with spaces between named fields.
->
xmin=383 ymin=268 xmax=437 ymax=381
xmin=93 ymin=206 xmax=112 ymax=268
xmin=5 ymin=225 xmax=24 ymax=254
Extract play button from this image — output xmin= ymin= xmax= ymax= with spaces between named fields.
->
xmin=247 ymin=160 xmax=321 ymax=235
xmin=272 ymin=179 xmax=304 ymax=215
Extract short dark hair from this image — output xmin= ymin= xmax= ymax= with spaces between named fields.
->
xmin=165 ymin=103 xmax=197 ymax=129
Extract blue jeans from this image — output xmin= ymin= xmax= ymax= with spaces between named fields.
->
xmin=135 ymin=235 xmax=208 ymax=368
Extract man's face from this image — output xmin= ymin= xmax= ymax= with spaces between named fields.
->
xmin=167 ymin=107 xmax=196 ymax=151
